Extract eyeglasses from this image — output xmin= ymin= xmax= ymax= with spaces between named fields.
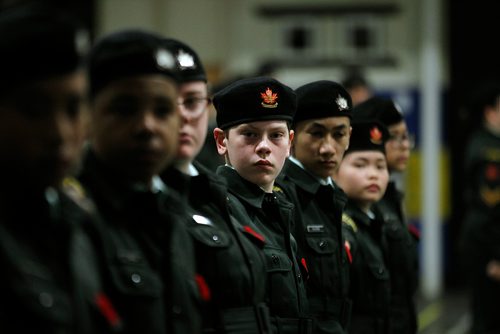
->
xmin=178 ymin=97 xmax=211 ymax=119
xmin=388 ymin=132 xmax=415 ymax=149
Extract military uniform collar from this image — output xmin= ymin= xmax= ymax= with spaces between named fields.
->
xmin=384 ymin=180 xmax=404 ymax=201
xmin=80 ymin=149 xmax=169 ymax=213
xmin=285 ymin=158 xmax=334 ymax=193
xmin=217 ymin=165 xmax=268 ymax=209
xmin=187 ymin=163 xmax=199 ymax=177
xmin=345 ymin=201 xmax=380 ymax=228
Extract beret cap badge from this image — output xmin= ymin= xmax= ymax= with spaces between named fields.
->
xmin=155 ymin=48 xmax=175 ymax=70
xmin=369 ymin=126 xmax=383 ymax=145
xmin=260 ymin=87 xmax=278 ymax=108
xmin=176 ymin=49 xmax=196 ymax=70
xmin=336 ymin=95 xmax=349 ymax=111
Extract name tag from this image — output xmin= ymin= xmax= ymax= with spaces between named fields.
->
xmin=307 ymin=225 xmax=324 ymax=233
xmin=192 ymin=214 xmax=213 ymax=226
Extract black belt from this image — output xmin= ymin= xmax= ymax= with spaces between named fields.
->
xmin=308 ymin=298 xmax=352 ymax=328
xmin=219 ymin=303 xmax=272 ymax=334
xmin=273 ymin=316 xmax=314 ymax=334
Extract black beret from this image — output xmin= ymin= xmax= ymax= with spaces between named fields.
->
xmin=353 ymin=96 xmax=403 ymax=126
xmin=88 ymin=29 xmax=179 ymax=98
xmin=213 ymin=76 xmax=296 ymax=130
xmin=294 ymin=80 xmax=352 ymax=125
xmin=0 ymin=3 xmax=89 ymax=92
xmin=162 ymin=38 xmax=206 ymax=83
xmin=345 ymin=120 xmax=389 ymax=156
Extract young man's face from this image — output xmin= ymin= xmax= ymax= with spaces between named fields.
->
xmin=333 ymin=150 xmax=389 ymax=211
xmin=385 ymin=121 xmax=412 ymax=172
xmin=292 ymin=116 xmax=351 ymax=179
xmin=176 ymin=80 xmax=210 ymax=164
xmin=215 ymin=120 xmax=293 ymax=192
xmin=0 ymin=71 xmax=88 ymax=192
xmin=90 ymin=75 xmax=179 ymax=183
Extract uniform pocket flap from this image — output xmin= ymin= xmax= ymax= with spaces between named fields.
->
xmin=264 ymin=249 xmax=292 ymax=273
xmin=384 ymin=222 xmax=405 ymax=240
xmin=368 ymin=263 xmax=390 ymax=280
xmin=305 ymin=236 xmax=336 ymax=254
xmin=109 ymin=261 xmax=163 ymax=297
xmin=188 ymin=225 xmax=231 ymax=248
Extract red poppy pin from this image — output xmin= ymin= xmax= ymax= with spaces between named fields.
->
xmin=485 ymin=164 xmax=499 ymax=181
xmin=260 ymin=87 xmax=278 ymax=108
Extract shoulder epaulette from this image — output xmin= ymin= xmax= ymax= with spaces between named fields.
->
xmin=63 ymin=177 xmax=87 ymax=198
xmin=62 ymin=177 xmax=95 ymax=213
xmin=342 ymin=213 xmax=358 ymax=233
xmin=273 ymin=185 xmax=283 ymax=193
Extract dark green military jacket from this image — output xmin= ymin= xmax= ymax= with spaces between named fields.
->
xmin=78 ymin=149 xmax=201 ymax=334
xmin=376 ymin=181 xmax=418 ymax=334
xmin=278 ymin=159 xmax=351 ymax=334
xmin=460 ymin=127 xmax=500 ymax=333
xmin=217 ymin=166 xmax=313 ymax=334
xmin=0 ymin=188 xmax=117 ymax=334
xmin=342 ymin=202 xmax=390 ymax=334
xmin=162 ymin=163 xmax=271 ymax=333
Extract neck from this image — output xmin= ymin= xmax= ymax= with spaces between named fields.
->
xmin=174 ymin=159 xmax=192 ymax=175
xmin=357 ymin=201 xmax=373 ymax=214
xmin=485 ymin=122 xmax=500 ymax=137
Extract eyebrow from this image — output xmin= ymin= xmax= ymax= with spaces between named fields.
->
xmin=241 ymin=123 xmax=287 ymax=130
xmin=353 ymin=155 xmax=386 ymax=163
xmin=310 ymin=122 xmax=349 ymax=131
xmin=182 ymin=90 xmax=206 ymax=97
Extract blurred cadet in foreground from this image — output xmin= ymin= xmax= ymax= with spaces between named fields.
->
xmin=161 ymin=39 xmax=273 ymax=333
xmin=79 ymin=29 xmax=201 ymax=333
xmin=0 ymin=4 xmax=120 ymax=333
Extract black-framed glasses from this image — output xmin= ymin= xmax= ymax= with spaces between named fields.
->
xmin=178 ymin=97 xmax=211 ymax=119
xmin=388 ymin=132 xmax=415 ymax=149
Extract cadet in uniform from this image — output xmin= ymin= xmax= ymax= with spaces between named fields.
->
xmin=354 ymin=96 xmax=419 ymax=333
xmin=78 ymin=30 xmax=201 ymax=334
xmin=160 ymin=39 xmax=271 ymax=333
xmin=213 ymin=77 xmax=313 ymax=333
xmin=333 ymin=120 xmax=391 ymax=334
xmin=277 ymin=80 xmax=352 ymax=333
xmin=459 ymin=83 xmax=500 ymax=334
xmin=0 ymin=4 xmax=120 ymax=333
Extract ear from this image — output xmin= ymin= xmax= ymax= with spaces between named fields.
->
xmin=346 ymin=125 xmax=353 ymax=150
xmin=214 ymin=127 xmax=228 ymax=156
xmin=287 ymin=130 xmax=295 ymax=158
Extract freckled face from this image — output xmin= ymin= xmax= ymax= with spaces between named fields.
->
xmin=215 ymin=120 xmax=293 ymax=192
